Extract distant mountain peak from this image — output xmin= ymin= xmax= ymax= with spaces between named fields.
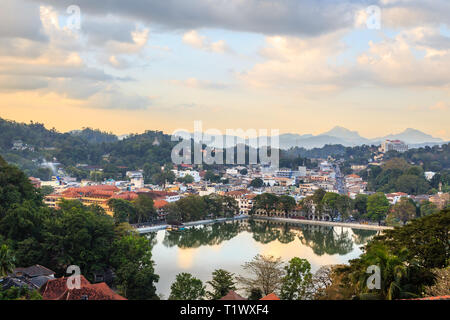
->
xmin=377 ymin=128 xmax=443 ymax=144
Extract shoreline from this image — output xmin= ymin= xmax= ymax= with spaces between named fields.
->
xmin=136 ymin=215 xmax=249 ymax=233
xmin=136 ymin=214 xmax=392 ymax=233
xmin=252 ymin=216 xmax=393 ymax=231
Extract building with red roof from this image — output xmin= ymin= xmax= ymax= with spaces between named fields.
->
xmin=260 ymin=293 xmax=280 ymax=300
xmin=40 ymin=275 xmax=126 ymax=300
xmin=220 ymin=290 xmax=247 ymax=300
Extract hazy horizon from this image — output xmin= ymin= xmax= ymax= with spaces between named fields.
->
xmin=1 ymin=1 xmax=450 ymax=139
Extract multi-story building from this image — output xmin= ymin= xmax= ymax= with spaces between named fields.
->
xmin=46 ymin=185 xmax=120 ymax=215
xmin=380 ymin=140 xmax=408 ymax=153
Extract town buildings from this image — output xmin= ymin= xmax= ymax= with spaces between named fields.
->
xmin=380 ymin=139 xmax=408 ymax=153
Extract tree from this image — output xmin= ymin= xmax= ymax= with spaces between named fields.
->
xmin=240 ymin=168 xmax=248 ymax=176
xmin=206 ymin=269 xmax=237 ymax=300
xmin=107 ymin=198 xmax=136 ymax=224
xmin=182 ymin=174 xmax=194 ymax=184
xmin=420 ymin=200 xmax=439 ymax=217
xmin=254 ymin=193 xmax=279 ymax=216
xmin=165 ymin=202 xmax=182 ymax=223
xmin=278 ymin=195 xmax=296 ymax=216
xmin=175 ymin=195 xmax=206 ymax=222
xmin=424 ymin=268 xmax=450 ymax=297
xmin=0 ymin=244 xmax=15 ymax=277
xmin=236 ymin=254 xmax=285 ymax=296
xmin=110 ymin=234 xmax=159 ymax=300
xmin=353 ymin=194 xmax=368 ymax=220
xmin=249 ymin=178 xmax=264 ymax=188
xmin=247 ymin=288 xmax=263 ymax=300
xmin=133 ymin=195 xmax=156 ymax=223
xmin=321 ymin=192 xmax=341 ymax=221
xmin=169 ymin=273 xmax=206 ymax=300
xmin=367 ymin=192 xmax=390 ymax=222
xmin=222 ymin=196 xmax=239 ymax=217
xmin=39 ymin=185 xmax=54 ymax=197
xmin=387 ymin=198 xmax=416 ymax=226
xmin=204 ymin=170 xmax=220 ymax=183
xmin=338 ymin=209 xmax=450 ymax=300
xmin=310 ymin=265 xmax=333 ymax=299
xmin=280 ymin=257 xmax=313 ymax=300
xmin=204 ymin=194 xmax=224 ymax=219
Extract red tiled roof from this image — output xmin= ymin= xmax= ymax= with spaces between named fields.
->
xmin=225 ymin=189 xmax=248 ymax=197
xmin=40 ymin=275 xmax=91 ymax=300
xmin=62 ymin=185 xmax=119 ymax=199
xmin=154 ymin=199 xmax=169 ymax=209
xmin=408 ymin=295 xmax=450 ymax=300
xmin=111 ymin=191 xmax=139 ymax=201
xmin=40 ymin=275 xmax=126 ymax=300
xmin=260 ymin=293 xmax=280 ymax=300
xmin=219 ymin=290 xmax=247 ymax=300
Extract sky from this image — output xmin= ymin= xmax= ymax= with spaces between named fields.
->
xmin=0 ymin=0 xmax=450 ymax=139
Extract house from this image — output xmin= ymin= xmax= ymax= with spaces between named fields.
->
xmin=40 ymin=275 xmax=126 ymax=300
xmin=429 ymin=192 xmax=450 ymax=209
xmin=1 ymin=265 xmax=55 ymax=291
xmin=29 ymin=177 xmax=41 ymax=188
xmin=386 ymin=192 xmax=409 ymax=205
xmin=154 ymin=199 xmax=169 ymax=220
xmin=379 ymin=139 xmax=408 ymax=153
xmin=238 ymin=194 xmax=257 ymax=215
xmin=220 ymin=290 xmax=247 ymax=300
xmin=260 ymin=293 xmax=280 ymax=300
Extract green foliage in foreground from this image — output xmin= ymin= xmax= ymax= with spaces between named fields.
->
xmin=0 ymin=286 xmax=42 ymax=300
xmin=0 ymin=156 xmax=159 ymax=300
xmin=337 ymin=209 xmax=450 ymax=300
xmin=169 ymin=273 xmax=206 ymax=300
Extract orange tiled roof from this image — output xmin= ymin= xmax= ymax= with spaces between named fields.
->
xmin=62 ymin=185 xmax=119 ymax=199
xmin=226 ymin=189 xmax=248 ymax=197
xmin=111 ymin=191 xmax=139 ymax=201
xmin=40 ymin=275 xmax=126 ymax=300
xmin=407 ymin=295 xmax=450 ymax=300
xmin=154 ymin=199 xmax=169 ymax=209
xmin=260 ymin=293 xmax=280 ymax=300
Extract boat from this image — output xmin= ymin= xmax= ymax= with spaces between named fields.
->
xmin=166 ymin=223 xmax=186 ymax=232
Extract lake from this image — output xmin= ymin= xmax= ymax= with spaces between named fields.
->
xmin=147 ymin=219 xmax=379 ymax=298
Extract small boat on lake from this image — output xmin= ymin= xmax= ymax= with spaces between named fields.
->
xmin=166 ymin=222 xmax=186 ymax=231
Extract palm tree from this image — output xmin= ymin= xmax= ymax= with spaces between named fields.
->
xmin=0 ymin=244 xmax=16 ymax=277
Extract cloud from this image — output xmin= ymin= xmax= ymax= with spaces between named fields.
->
xmin=0 ymin=1 xmax=151 ymax=110
xmin=238 ymin=32 xmax=355 ymax=94
xmin=28 ymin=0 xmax=364 ymax=37
xmin=357 ymin=27 xmax=450 ymax=87
xmin=0 ymin=0 xmax=47 ymax=41
xmin=170 ymin=78 xmax=230 ymax=90
xmin=429 ymin=101 xmax=449 ymax=111
xmin=239 ymin=24 xmax=450 ymax=94
xmin=182 ymin=30 xmax=231 ymax=53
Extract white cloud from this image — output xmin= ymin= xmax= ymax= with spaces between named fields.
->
xmin=429 ymin=101 xmax=449 ymax=111
xmin=170 ymin=78 xmax=229 ymax=90
xmin=182 ymin=30 xmax=231 ymax=53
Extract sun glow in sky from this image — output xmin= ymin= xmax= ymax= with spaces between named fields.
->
xmin=1 ymin=0 xmax=450 ymax=139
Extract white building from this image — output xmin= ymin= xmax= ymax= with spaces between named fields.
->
xmin=380 ymin=140 xmax=408 ymax=153
xmin=297 ymin=166 xmax=307 ymax=177
xmin=424 ymin=171 xmax=436 ymax=181
xmin=172 ymin=169 xmax=201 ymax=182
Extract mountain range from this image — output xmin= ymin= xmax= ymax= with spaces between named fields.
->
xmin=188 ymin=126 xmax=446 ymax=150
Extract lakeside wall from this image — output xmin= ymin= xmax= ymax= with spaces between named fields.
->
xmin=137 ymin=214 xmax=392 ymax=233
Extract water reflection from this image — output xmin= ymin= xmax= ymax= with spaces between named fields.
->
xmin=149 ymin=219 xmax=378 ymax=297
xmin=157 ymin=219 xmax=377 ymax=257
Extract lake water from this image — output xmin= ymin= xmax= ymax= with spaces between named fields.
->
xmin=147 ymin=219 xmax=379 ymax=298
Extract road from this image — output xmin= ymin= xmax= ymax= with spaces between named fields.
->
xmin=333 ymin=163 xmax=346 ymax=194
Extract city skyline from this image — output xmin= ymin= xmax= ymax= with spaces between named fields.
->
xmin=0 ymin=0 xmax=450 ymax=139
